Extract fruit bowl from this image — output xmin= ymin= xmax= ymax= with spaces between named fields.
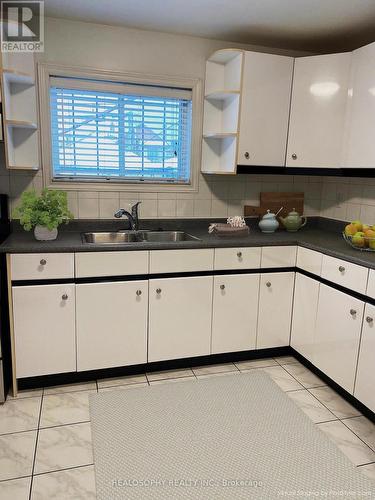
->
xmin=342 ymin=232 xmax=375 ymax=252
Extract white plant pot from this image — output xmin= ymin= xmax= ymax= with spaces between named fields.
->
xmin=34 ymin=225 xmax=58 ymax=241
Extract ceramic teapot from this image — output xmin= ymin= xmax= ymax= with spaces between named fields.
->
xmin=258 ymin=210 xmax=279 ymax=233
xmin=280 ymin=209 xmax=307 ymax=232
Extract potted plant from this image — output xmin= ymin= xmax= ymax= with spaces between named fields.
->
xmin=14 ymin=189 xmax=73 ymax=241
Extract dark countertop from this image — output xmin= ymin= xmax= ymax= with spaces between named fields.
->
xmin=2 ymin=217 xmax=375 ymax=270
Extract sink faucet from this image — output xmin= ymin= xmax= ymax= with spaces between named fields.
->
xmin=114 ymin=202 xmax=141 ymax=231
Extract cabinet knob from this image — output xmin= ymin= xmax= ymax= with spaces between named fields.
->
xmin=220 ymin=284 xmax=225 ymax=290
xmin=136 ymin=290 xmax=142 ymax=296
xmin=339 ymin=266 xmax=345 ymax=273
xmin=244 ymin=151 xmax=250 ymax=160
xmin=156 ymin=288 xmax=162 ymax=294
xmin=237 ymin=251 xmax=242 ymax=258
xmin=366 ymin=316 xmax=373 ymax=323
xmin=350 ymin=309 xmax=357 ymax=316
xmin=292 ymin=153 xmax=297 ymax=160
xmin=61 ymin=294 xmax=68 ymax=301
xmin=40 ymin=259 xmax=47 ymax=266
xmin=266 ymin=281 xmax=271 ymax=288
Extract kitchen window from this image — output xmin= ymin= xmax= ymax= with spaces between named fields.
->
xmin=49 ymin=77 xmax=193 ymax=184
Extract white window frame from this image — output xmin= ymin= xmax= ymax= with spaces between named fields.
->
xmin=38 ymin=63 xmax=203 ymax=193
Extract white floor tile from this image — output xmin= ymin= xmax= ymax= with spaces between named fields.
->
xmin=44 ymin=382 xmax=96 ymax=396
xmin=196 ymin=371 xmax=241 ymax=380
xmin=35 ymin=422 xmax=93 ymax=474
xmin=252 ymin=365 xmax=304 ymax=392
xmin=97 ymin=374 xmax=147 ymax=388
xmin=235 ymin=358 xmax=278 ymax=371
xmin=0 ymin=397 xmax=41 ymax=435
xmin=287 ymin=389 xmax=337 ymax=423
xmin=309 ymin=386 xmax=361 ymax=419
xmin=31 ymin=465 xmax=96 ymax=500
xmin=343 ymin=416 xmax=375 ymax=452
xmin=318 ymin=420 xmax=375 ymax=466
xmin=273 ymin=356 xmax=299 ymax=365
xmin=283 ymin=362 xmax=325 ymax=389
xmin=0 ymin=430 xmax=37 ymax=481
xmin=0 ymin=476 xmax=31 ymax=500
xmin=358 ymin=462 xmax=375 ymax=481
xmin=146 ymin=368 xmax=194 ymax=382
xmin=150 ymin=376 xmax=197 ymax=385
xmin=7 ymin=388 xmax=43 ymax=400
xmin=40 ymin=391 xmax=94 ymax=429
xmin=192 ymin=363 xmax=238 ymax=376
xmin=98 ymin=382 xmax=149 ymax=393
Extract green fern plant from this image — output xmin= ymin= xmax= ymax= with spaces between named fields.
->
xmin=14 ymin=189 xmax=73 ymax=231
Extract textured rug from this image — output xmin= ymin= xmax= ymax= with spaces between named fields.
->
xmin=90 ymin=372 xmax=375 ymax=499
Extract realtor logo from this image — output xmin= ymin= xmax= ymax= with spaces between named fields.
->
xmin=1 ymin=0 xmax=44 ymax=52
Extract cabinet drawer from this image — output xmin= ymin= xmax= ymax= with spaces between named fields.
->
xmin=321 ymin=255 xmax=368 ymax=294
xmin=296 ymin=247 xmax=322 ymax=275
xmin=261 ymin=246 xmax=296 ymax=268
xmin=214 ymin=247 xmax=261 ymax=270
xmin=75 ymin=251 xmax=149 ymax=278
xmin=366 ymin=269 xmax=375 ymax=299
xmin=150 ymin=249 xmax=214 ymax=274
xmin=11 ymin=253 xmax=74 ymax=281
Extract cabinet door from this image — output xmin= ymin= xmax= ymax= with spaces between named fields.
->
xmin=238 ymin=51 xmax=293 ymax=167
xmin=148 ymin=276 xmax=212 ymax=362
xmin=314 ymin=284 xmax=364 ymax=393
xmin=290 ymin=273 xmax=319 ymax=362
xmin=76 ymin=281 xmax=148 ymax=371
xmin=257 ymin=272 xmax=295 ymax=349
xmin=286 ymin=53 xmax=351 ymax=168
xmin=344 ymin=42 xmax=375 ymax=168
xmin=13 ymin=284 xmax=76 ymax=378
xmin=212 ymin=274 xmax=259 ymax=354
xmin=354 ymin=303 xmax=375 ymax=412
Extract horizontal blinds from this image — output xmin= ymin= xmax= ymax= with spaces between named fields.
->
xmin=50 ymin=79 xmax=192 ymax=183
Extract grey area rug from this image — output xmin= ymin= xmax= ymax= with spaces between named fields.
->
xmin=89 ymin=372 xmax=375 ymax=499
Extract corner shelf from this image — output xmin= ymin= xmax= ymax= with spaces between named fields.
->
xmin=205 ymin=90 xmax=240 ymax=101
xmin=6 ymin=119 xmax=37 ymax=129
xmin=2 ymin=69 xmax=34 ymax=85
xmin=203 ymin=132 xmax=237 ymax=139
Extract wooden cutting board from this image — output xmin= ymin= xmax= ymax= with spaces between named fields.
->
xmin=244 ymin=192 xmax=304 ymax=218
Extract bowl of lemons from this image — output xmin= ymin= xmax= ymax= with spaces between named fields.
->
xmin=343 ymin=220 xmax=375 ymax=251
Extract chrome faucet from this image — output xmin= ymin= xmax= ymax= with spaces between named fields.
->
xmin=114 ymin=202 xmax=141 ymax=231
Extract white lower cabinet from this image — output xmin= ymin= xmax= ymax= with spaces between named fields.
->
xmin=257 ymin=272 xmax=295 ymax=349
xmin=211 ymin=274 xmax=259 ymax=354
xmin=354 ymin=303 xmax=375 ymax=412
xmin=13 ymin=284 xmax=76 ymax=378
xmin=314 ymin=284 xmax=364 ymax=393
xmin=148 ymin=276 xmax=213 ymax=362
xmin=290 ymin=273 xmax=320 ymax=362
xmin=76 ymin=281 xmax=148 ymax=371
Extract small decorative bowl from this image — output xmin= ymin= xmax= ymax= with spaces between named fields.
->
xmin=342 ymin=232 xmax=375 ymax=252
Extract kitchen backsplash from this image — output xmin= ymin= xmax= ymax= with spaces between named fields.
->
xmin=1 ymin=144 xmax=375 ymax=222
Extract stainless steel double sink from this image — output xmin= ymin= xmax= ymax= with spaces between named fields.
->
xmin=82 ymin=230 xmax=200 ymax=244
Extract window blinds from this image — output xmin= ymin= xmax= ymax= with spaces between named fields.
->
xmin=49 ymin=78 xmax=193 ymax=183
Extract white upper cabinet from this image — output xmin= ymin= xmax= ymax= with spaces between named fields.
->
xmin=286 ymin=53 xmax=352 ymax=168
xmin=343 ymin=42 xmax=375 ymax=168
xmin=238 ymin=52 xmax=293 ymax=167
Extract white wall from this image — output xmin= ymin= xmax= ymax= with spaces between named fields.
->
xmin=1 ymin=17 xmax=374 ymax=223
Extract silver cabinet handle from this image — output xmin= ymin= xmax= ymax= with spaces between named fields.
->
xmin=40 ymin=259 xmax=47 ymax=266
xmin=62 ymin=294 xmax=68 ymax=301
xmin=266 ymin=282 xmax=271 ymax=288
xmin=292 ymin=153 xmax=297 ymax=160
xmin=220 ymin=284 xmax=225 ymax=290
xmin=366 ymin=316 xmax=373 ymax=323
xmin=136 ymin=290 xmax=142 ymax=296
xmin=339 ymin=266 xmax=345 ymax=273
xmin=237 ymin=251 xmax=242 ymax=258
xmin=350 ymin=309 xmax=356 ymax=316
xmin=244 ymin=152 xmax=250 ymax=159
xmin=156 ymin=288 xmax=162 ymax=294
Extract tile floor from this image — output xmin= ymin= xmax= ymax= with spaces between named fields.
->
xmin=1 ymin=356 xmax=375 ymax=499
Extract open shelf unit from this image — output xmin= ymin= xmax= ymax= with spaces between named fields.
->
xmin=201 ymin=49 xmax=243 ymax=174
xmin=0 ymin=52 xmax=39 ymax=170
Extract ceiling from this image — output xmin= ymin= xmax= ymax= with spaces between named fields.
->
xmin=44 ymin=0 xmax=375 ymax=53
